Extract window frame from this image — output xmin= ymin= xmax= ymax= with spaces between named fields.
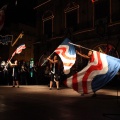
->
xmin=64 ymin=2 xmax=79 ymax=28
xmin=42 ymin=11 xmax=54 ymax=38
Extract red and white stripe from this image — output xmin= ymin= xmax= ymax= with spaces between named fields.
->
xmin=55 ymin=45 xmax=76 ymax=74
xmin=65 ymin=51 xmax=108 ymax=94
xmin=12 ymin=44 xmax=26 ymax=57
xmin=15 ymin=44 xmax=26 ymax=54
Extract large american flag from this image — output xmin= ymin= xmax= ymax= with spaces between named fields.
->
xmin=65 ymin=51 xmax=120 ymax=94
xmin=12 ymin=44 xmax=26 ymax=57
xmin=54 ymin=38 xmax=76 ymax=74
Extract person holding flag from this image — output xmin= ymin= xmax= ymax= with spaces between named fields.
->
xmin=76 ymin=49 xmax=96 ymax=97
xmin=4 ymin=44 xmax=26 ymax=87
xmin=47 ymin=54 xmax=60 ymax=90
xmin=9 ymin=59 xmax=20 ymax=88
xmin=41 ymin=38 xmax=76 ymax=74
xmin=76 ymin=50 xmax=93 ymax=60
xmin=41 ymin=38 xmax=76 ymax=89
xmin=3 ymin=44 xmax=26 ymax=71
xmin=41 ymin=38 xmax=77 ymax=90
xmin=66 ymin=42 xmax=120 ymax=96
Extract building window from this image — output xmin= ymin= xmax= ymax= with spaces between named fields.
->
xmin=42 ymin=11 xmax=54 ymax=38
xmin=64 ymin=2 xmax=79 ymax=31
xmin=111 ymin=0 xmax=120 ymax=22
xmin=94 ymin=0 xmax=110 ymax=23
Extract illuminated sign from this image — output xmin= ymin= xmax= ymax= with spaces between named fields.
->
xmin=0 ymin=35 xmax=13 ymax=45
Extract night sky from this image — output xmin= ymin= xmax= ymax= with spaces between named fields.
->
xmin=0 ymin=0 xmax=37 ymax=26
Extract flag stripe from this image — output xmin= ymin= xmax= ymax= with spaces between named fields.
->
xmin=82 ymin=52 xmax=103 ymax=93
xmin=72 ymin=73 xmax=78 ymax=92
xmin=65 ymin=51 xmax=120 ymax=94
xmin=55 ymin=47 xmax=76 ymax=60
xmin=54 ymin=38 xmax=76 ymax=74
xmin=12 ymin=44 xmax=26 ymax=57
xmin=63 ymin=63 xmax=74 ymax=67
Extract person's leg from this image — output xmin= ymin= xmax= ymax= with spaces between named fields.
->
xmin=16 ymin=81 xmax=19 ymax=88
xmin=49 ymin=81 xmax=53 ymax=90
xmin=12 ymin=80 xmax=15 ymax=87
xmin=49 ymin=74 xmax=54 ymax=90
xmin=81 ymin=93 xmax=84 ymax=96
xmin=55 ymin=74 xmax=59 ymax=90
xmin=91 ymin=91 xmax=96 ymax=97
xmin=56 ymin=81 xmax=59 ymax=90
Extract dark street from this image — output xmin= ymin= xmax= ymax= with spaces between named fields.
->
xmin=0 ymin=85 xmax=120 ymax=120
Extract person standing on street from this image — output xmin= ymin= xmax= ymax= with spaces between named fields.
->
xmin=9 ymin=60 xmax=20 ymax=88
xmin=47 ymin=55 xmax=60 ymax=90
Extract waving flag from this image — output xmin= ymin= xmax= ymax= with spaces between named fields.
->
xmin=12 ymin=44 xmax=26 ymax=57
xmin=54 ymin=38 xmax=76 ymax=74
xmin=65 ymin=51 xmax=120 ymax=94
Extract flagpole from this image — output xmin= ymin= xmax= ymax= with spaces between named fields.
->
xmin=3 ymin=44 xmax=26 ymax=71
xmin=41 ymin=51 xmax=54 ymax=66
xmin=69 ymin=42 xmax=93 ymax=51
xmin=3 ymin=55 xmax=13 ymax=71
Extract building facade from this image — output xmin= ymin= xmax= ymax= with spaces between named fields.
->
xmin=34 ymin=0 xmax=120 ymax=66
xmin=1 ymin=0 xmax=119 ymax=66
xmin=9 ymin=23 xmax=37 ymax=62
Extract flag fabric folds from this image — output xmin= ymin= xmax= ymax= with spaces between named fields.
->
xmin=12 ymin=44 xmax=26 ymax=57
xmin=65 ymin=50 xmax=120 ymax=94
xmin=54 ymin=38 xmax=76 ymax=74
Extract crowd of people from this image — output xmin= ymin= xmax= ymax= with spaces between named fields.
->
xmin=0 ymin=59 xmax=39 ymax=86
xmin=0 ymin=55 xmax=65 ymax=89
xmin=0 ymin=50 xmax=94 ymax=91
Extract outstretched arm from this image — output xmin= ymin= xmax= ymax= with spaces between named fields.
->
xmin=76 ymin=50 xmax=90 ymax=59
xmin=9 ymin=61 xmax=17 ymax=67
xmin=47 ymin=57 xmax=58 ymax=63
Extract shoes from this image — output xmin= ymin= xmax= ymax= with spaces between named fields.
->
xmin=12 ymin=86 xmax=19 ymax=88
xmin=49 ymin=88 xmax=60 ymax=90
xmin=49 ymin=88 xmax=52 ymax=90
xmin=92 ymin=93 xmax=96 ymax=97
xmin=57 ymin=88 xmax=60 ymax=90
xmin=81 ymin=93 xmax=84 ymax=96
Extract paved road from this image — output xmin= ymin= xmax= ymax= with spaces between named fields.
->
xmin=0 ymin=85 xmax=120 ymax=120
